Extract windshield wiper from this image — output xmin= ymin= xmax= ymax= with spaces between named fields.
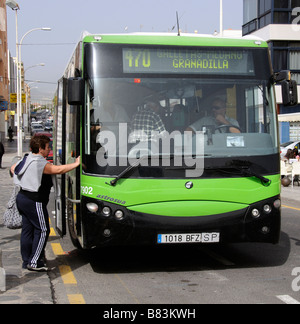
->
xmin=106 ymin=158 xmax=143 ymax=187
xmin=106 ymin=155 xmax=156 ymax=187
xmin=229 ymin=160 xmax=271 ymax=186
xmin=205 ymin=160 xmax=271 ymax=187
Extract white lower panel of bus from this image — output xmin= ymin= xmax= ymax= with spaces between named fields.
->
xmin=157 ymin=233 xmax=220 ymax=244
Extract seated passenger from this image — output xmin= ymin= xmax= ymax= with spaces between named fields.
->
xmin=130 ymin=101 xmax=166 ymax=142
xmin=187 ymin=98 xmax=240 ymax=134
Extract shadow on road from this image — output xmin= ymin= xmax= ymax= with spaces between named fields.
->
xmin=52 ymin=231 xmax=291 ymax=275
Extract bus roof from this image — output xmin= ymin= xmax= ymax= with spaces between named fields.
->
xmin=82 ymin=32 xmax=268 ymax=49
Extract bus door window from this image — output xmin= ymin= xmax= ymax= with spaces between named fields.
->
xmin=90 ymin=109 xmax=101 ymax=153
xmin=245 ymin=83 xmax=268 ymax=133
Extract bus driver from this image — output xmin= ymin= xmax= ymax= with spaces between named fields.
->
xmin=187 ymin=98 xmax=240 ymax=134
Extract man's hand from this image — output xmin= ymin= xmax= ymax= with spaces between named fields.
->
xmin=215 ymin=113 xmax=229 ymax=126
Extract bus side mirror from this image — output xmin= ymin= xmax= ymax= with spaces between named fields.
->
xmin=273 ymin=70 xmax=290 ymax=83
xmin=282 ymin=80 xmax=298 ymax=106
xmin=68 ymin=77 xmax=84 ymax=105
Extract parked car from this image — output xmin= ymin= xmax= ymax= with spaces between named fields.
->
xmin=280 ymin=141 xmax=300 ymax=159
xmin=31 ymin=124 xmax=44 ymax=136
xmin=44 ymin=121 xmax=53 ymax=132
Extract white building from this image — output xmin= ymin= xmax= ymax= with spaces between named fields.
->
xmin=243 ymin=0 xmax=300 ymax=143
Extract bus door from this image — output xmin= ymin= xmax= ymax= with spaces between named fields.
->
xmin=54 ymin=78 xmax=67 ymax=236
xmin=65 ymin=78 xmax=83 ymax=248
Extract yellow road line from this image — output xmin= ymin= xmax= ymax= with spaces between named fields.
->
xmin=49 ymin=227 xmax=57 ymax=236
xmin=50 ymin=242 xmax=86 ymax=304
xmin=282 ymin=205 xmax=300 ymax=211
xmin=68 ymin=294 xmax=86 ymax=304
xmin=59 ymin=265 xmax=77 ymax=285
xmin=51 ymin=243 xmax=65 ymax=255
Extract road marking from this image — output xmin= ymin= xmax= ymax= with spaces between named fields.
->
xmin=51 ymin=243 xmax=65 ymax=255
xmin=49 ymin=227 xmax=57 ymax=237
xmin=49 ymin=218 xmax=57 ymax=236
xmin=277 ymin=295 xmax=300 ymax=304
xmin=68 ymin=294 xmax=86 ymax=304
xmin=59 ymin=265 xmax=77 ymax=285
xmin=282 ymin=205 xmax=300 ymax=211
xmin=50 ymin=242 xmax=86 ymax=304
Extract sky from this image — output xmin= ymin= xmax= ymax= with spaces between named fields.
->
xmin=5 ymin=0 xmax=243 ymax=103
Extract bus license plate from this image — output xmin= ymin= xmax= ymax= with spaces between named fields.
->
xmin=157 ymin=233 xmax=220 ymax=244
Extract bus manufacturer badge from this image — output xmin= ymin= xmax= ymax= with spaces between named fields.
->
xmin=185 ymin=181 xmax=193 ymax=189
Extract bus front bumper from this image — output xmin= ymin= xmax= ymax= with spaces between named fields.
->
xmin=81 ymin=196 xmax=281 ymax=249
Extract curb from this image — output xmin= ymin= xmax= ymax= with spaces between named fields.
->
xmin=0 ymin=249 xmax=6 ymax=292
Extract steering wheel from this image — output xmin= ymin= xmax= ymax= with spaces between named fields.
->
xmin=215 ymin=124 xmax=242 ymax=133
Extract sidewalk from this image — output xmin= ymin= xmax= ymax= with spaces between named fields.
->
xmin=0 ymin=137 xmax=53 ymax=304
xmin=281 ymin=184 xmax=300 ymax=206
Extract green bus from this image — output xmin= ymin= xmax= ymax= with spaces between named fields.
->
xmin=54 ymin=33 xmax=297 ymax=249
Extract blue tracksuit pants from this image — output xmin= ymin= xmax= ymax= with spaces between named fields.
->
xmin=16 ymin=193 xmax=50 ymax=268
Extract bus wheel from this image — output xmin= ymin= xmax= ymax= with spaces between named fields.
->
xmin=67 ymin=191 xmax=82 ymax=249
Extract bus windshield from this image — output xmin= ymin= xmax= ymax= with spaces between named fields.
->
xmin=83 ymin=44 xmax=278 ymax=178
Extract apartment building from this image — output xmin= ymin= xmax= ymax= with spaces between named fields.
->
xmin=243 ymin=0 xmax=300 ymax=143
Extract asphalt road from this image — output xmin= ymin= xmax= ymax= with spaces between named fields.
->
xmin=46 ymin=196 xmax=300 ymax=305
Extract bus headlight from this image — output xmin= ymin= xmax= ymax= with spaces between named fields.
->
xmin=102 ymin=206 xmax=112 ymax=217
xmin=263 ymin=205 xmax=272 ymax=214
xmin=273 ymin=199 xmax=281 ymax=209
xmin=115 ymin=210 xmax=124 ymax=220
xmin=251 ymin=209 xmax=260 ymax=218
xmin=86 ymin=203 xmax=98 ymax=213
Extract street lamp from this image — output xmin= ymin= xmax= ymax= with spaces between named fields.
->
xmin=6 ymin=0 xmax=19 ymax=10
xmin=25 ymin=63 xmax=45 ymax=73
xmin=20 ymin=28 xmax=51 ymax=46
xmin=6 ymin=0 xmax=21 ymax=156
xmin=17 ymin=27 xmax=51 ymax=156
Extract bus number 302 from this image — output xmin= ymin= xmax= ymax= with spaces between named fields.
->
xmin=125 ymin=49 xmax=151 ymax=68
xmin=81 ymin=186 xmax=93 ymax=195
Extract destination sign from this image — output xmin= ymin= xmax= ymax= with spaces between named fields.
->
xmin=123 ymin=47 xmax=255 ymax=76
